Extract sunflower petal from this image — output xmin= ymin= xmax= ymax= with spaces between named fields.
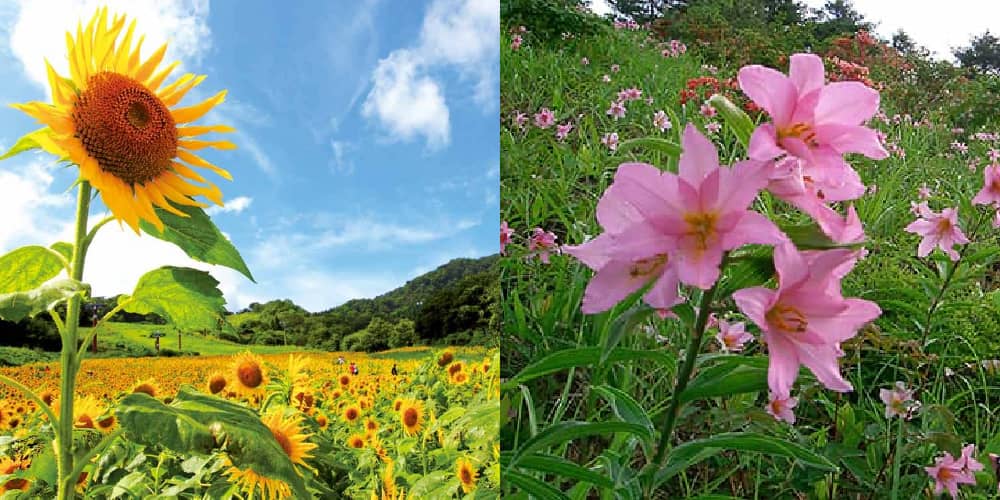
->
xmin=146 ymin=60 xmax=179 ymax=91
xmin=95 ymin=14 xmax=127 ymax=71
xmin=179 ymin=139 xmax=237 ymax=151
xmin=170 ymin=161 xmax=207 ymax=183
xmin=133 ymin=43 xmax=167 ymax=83
xmin=159 ymin=74 xmax=206 ymax=107
xmin=45 ymin=60 xmax=73 ymax=107
xmin=132 ymin=186 xmax=164 ymax=231
xmin=177 ymin=150 xmax=234 ymax=181
xmin=127 ymin=35 xmax=145 ymax=74
xmin=114 ymin=19 xmax=137 ymax=74
xmin=171 ymin=90 xmax=227 ymax=124
xmin=11 ymin=102 xmax=74 ymax=135
xmin=156 ymin=178 xmax=209 ymax=208
xmin=177 ymin=124 xmax=236 ymax=137
xmin=143 ymin=183 xmax=190 ymax=217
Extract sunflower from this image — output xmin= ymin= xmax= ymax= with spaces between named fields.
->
xmin=399 ymin=399 xmax=424 ymax=437
xmin=347 ymin=434 xmax=366 ymax=449
xmin=456 ymin=457 xmax=478 ymax=494
xmin=207 ymin=372 xmax=228 ymax=395
xmin=343 ymin=405 xmax=361 ymax=424
xmin=0 ymin=455 xmax=31 ymax=493
xmin=450 ymin=371 xmax=469 ymax=385
xmin=286 ymin=354 xmax=310 ymax=386
xmin=10 ymin=7 xmax=234 ymax=233
xmin=262 ymin=412 xmax=318 ymax=471
xmin=229 ymin=352 xmax=267 ymax=397
xmin=365 ymin=417 xmax=379 ymax=433
xmin=131 ymin=378 xmax=160 ymax=397
xmin=437 ymin=351 xmax=454 ymax=367
xmin=224 ymin=460 xmax=291 ymax=500
xmin=57 ymin=395 xmax=105 ymax=430
xmin=339 ymin=374 xmax=352 ymax=387
xmin=316 ymin=413 xmax=329 ymax=430
xmin=447 ymin=361 xmax=464 ymax=377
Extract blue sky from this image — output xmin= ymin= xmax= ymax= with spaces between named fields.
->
xmin=0 ymin=0 xmax=499 ymax=312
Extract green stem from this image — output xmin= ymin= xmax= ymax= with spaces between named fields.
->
xmin=77 ymin=299 xmax=131 ymax=358
xmin=889 ymin=416 xmax=904 ymax=500
xmin=56 ymin=181 xmax=91 ymax=500
xmin=650 ymin=254 xmax=728 ymax=467
xmin=81 ymin=215 xmax=114 ymax=254
xmin=919 ymin=211 xmax=985 ymax=346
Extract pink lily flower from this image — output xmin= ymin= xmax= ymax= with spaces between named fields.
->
xmin=766 ymin=392 xmax=797 ymax=424
xmin=918 ymin=183 xmax=932 ymax=200
xmin=653 ymin=110 xmax=672 ymax=132
xmin=607 ymin=101 xmax=626 ymax=120
xmin=716 ymin=319 xmax=754 ymax=352
xmin=601 ymin=132 xmax=619 ymax=151
xmin=879 ymin=381 xmax=919 ymax=419
xmin=534 ymin=107 xmax=555 ymax=128
xmin=562 ymin=163 xmax=683 ymax=314
xmin=733 ymin=243 xmax=881 ymax=398
xmin=500 ymin=221 xmax=514 ymax=255
xmin=904 ymin=204 xmax=968 ymax=261
xmin=700 ymin=103 xmax=717 ymax=118
xmin=925 ymin=445 xmax=982 ymax=499
xmin=528 ymin=228 xmax=558 ymax=264
xmin=972 ymin=164 xmax=1000 ymax=207
xmin=555 ymin=122 xmax=574 ymax=141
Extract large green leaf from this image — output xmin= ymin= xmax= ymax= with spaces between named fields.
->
xmin=707 ymin=95 xmax=754 ymax=149
xmin=116 ymin=388 xmax=308 ymax=498
xmin=119 ymin=266 xmax=225 ymax=330
xmin=0 ymin=245 xmax=65 ymax=293
xmin=517 ymin=453 xmax=615 ymax=489
xmin=656 ymin=432 xmax=837 ymax=484
xmin=591 ymin=385 xmax=654 ymax=437
xmin=0 ymin=279 xmax=89 ymax=322
xmin=502 ymin=347 xmax=675 ymax=389
xmin=680 ymin=356 xmax=768 ymax=403
xmin=0 ymin=127 xmax=61 ymax=161
xmin=510 ymin=421 xmax=651 ymax=467
xmin=140 ymin=204 xmax=254 ymax=282
xmin=505 ymin=470 xmax=571 ymax=500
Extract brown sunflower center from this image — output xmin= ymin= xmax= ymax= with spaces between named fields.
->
xmin=73 ymin=71 xmax=177 ymax=185
xmin=403 ymin=408 xmax=419 ymax=427
xmin=460 ymin=466 xmax=473 ymax=484
xmin=236 ymin=362 xmax=263 ymax=389
xmin=209 ymin=375 xmax=227 ymax=394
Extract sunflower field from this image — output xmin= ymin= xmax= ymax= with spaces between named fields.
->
xmin=0 ymin=348 xmax=500 ymax=498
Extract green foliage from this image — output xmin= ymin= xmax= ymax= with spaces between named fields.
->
xmin=139 ymin=205 xmax=254 ymax=282
xmin=0 ymin=246 xmax=66 ymax=293
xmin=120 ymin=267 xmax=226 ymax=331
xmin=501 ymin=0 xmax=607 ymax=42
xmin=0 ymin=279 xmax=89 ymax=323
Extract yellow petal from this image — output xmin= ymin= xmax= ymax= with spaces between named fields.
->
xmin=159 ymin=74 xmax=206 ymax=107
xmin=66 ymin=32 xmax=84 ymax=88
xmin=133 ymin=43 xmax=167 ymax=83
xmin=132 ymin=186 xmax=163 ymax=232
xmin=146 ymin=61 xmax=179 ymax=92
xmin=171 ymin=90 xmax=226 ymax=124
xmin=11 ymin=102 xmax=74 ymax=135
xmin=177 ymin=124 xmax=236 ymax=137
xmin=128 ymin=35 xmax=145 ymax=74
xmin=176 ymin=150 xmax=233 ymax=180
xmin=114 ymin=20 xmax=137 ymax=74
xmin=144 ymin=183 xmax=190 ymax=217
xmin=45 ymin=60 xmax=73 ymax=107
xmin=170 ymin=161 xmax=207 ymax=183
xmin=95 ymin=13 xmax=127 ymax=71
xmin=179 ymin=139 xmax=236 ymax=151
xmin=160 ymin=171 xmax=223 ymax=206
xmin=156 ymin=179 xmax=208 ymax=208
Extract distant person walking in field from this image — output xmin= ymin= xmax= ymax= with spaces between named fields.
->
xmin=337 ymin=356 xmax=345 ymax=365
xmin=350 ymin=362 xmax=358 ymax=376
xmin=391 ymin=364 xmax=398 ymax=376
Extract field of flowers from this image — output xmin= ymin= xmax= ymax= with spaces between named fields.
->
xmin=0 ymin=347 xmax=499 ymax=498
xmin=500 ymin=7 xmax=1000 ymax=500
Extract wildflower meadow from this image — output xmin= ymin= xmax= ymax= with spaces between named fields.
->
xmin=501 ymin=1 xmax=1000 ymax=498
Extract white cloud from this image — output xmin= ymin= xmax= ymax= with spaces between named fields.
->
xmin=283 ymin=271 xmax=401 ymax=312
xmin=329 ymin=140 xmax=355 ymax=174
xmin=361 ymin=0 xmax=498 ymax=149
xmin=9 ymin=0 xmax=211 ymax=90
xmin=0 ymin=160 xmax=73 ymax=250
xmin=206 ymin=195 xmax=252 ymax=215
xmin=361 ymin=50 xmax=450 ymax=149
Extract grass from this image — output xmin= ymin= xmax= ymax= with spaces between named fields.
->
xmin=80 ymin=322 xmax=319 ymax=358
xmin=500 ymin=19 xmax=1000 ymax=500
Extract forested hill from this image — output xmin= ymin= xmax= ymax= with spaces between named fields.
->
xmin=227 ymin=254 xmax=500 ymax=350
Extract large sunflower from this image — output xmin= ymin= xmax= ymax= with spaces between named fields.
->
xmin=398 ymin=399 xmax=424 ymax=437
xmin=229 ymin=352 xmax=268 ymax=398
xmin=262 ymin=412 xmax=318 ymax=470
xmin=455 ymin=457 xmax=478 ymax=494
xmin=11 ymin=7 xmax=234 ymax=233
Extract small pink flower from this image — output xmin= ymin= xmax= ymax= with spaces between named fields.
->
xmin=925 ymin=445 xmax=981 ymax=499
xmin=879 ymin=381 xmax=918 ymax=419
xmin=716 ymin=319 xmax=753 ymax=352
xmin=733 ymin=243 xmax=881 ymax=398
xmin=904 ymin=205 xmax=969 ymax=261
xmin=705 ymin=122 xmax=721 ymax=134
xmin=706 ymin=312 xmax=719 ymax=329
xmin=951 ymin=141 xmax=968 ymax=154
xmin=700 ymin=103 xmax=717 ymax=118
xmin=611 ymin=64 xmax=620 ymax=73
xmin=868 ymin=183 xmax=877 ymax=195
xmin=555 ymin=122 xmax=574 ymax=141
xmin=534 ymin=107 xmax=555 ymax=128
xmin=513 ymin=111 xmax=528 ymax=129
xmin=617 ymin=87 xmax=642 ymax=102
xmin=990 ymin=149 xmax=1000 ymax=161
xmin=653 ymin=110 xmax=672 ymax=132
xmin=511 ymin=35 xmax=523 ymax=51
xmin=606 ymin=101 xmax=626 ymax=120
xmin=972 ymin=164 xmax=1000 ymax=207
xmin=581 ymin=57 xmax=589 ymax=65
xmin=602 ymin=74 xmax=611 ymax=83
xmin=766 ymin=392 xmax=797 ymax=424
xmin=918 ymin=183 xmax=932 ymax=200
xmin=500 ymin=221 xmax=514 ymax=255
xmin=528 ymin=228 xmax=558 ymax=264
xmin=645 ymin=97 xmax=654 ymax=105
xmin=601 ymin=132 xmax=619 ymax=151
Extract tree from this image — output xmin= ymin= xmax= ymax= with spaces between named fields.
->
xmin=954 ymin=31 xmax=1000 ymax=75
xmin=389 ymin=319 xmax=419 ymax=348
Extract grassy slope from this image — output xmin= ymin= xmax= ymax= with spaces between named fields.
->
xmin=501 ymin=22 xmax=1000 ymax=498
xmin=81 ymin=322 xmax=313 ymax=356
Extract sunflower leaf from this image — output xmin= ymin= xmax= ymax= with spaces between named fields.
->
xmin=0 ymin=279 xmax=90 ymax=322
xmin=0 ymin=127 xmax=60 ymax=161
xmin=140 ymin=204 xmax=255 ymax=282
xmin=120 ymin=266 xmax=225 ymax=331
xmin=0 ymin=246 xmax=66 ymax=293
xmin=116 ymin=388 xmax=310 ymax=499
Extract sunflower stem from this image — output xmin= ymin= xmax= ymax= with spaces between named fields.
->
xmin=57 ymin=181 xmax=91 ymax=500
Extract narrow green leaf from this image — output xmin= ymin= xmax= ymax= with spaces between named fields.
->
xmin=618 ymin=137 xmax=682 ymax=158
xmin=680 ymin=356 xmax=769 ymax=403
xmin=502 ymin=348 xmax=675 ymax=389
xmin=505 ymin=470 xmax=571 ymax=500
xmin=658 ymin=432 xmax=838 ymax=483
xmin=511 ymin=421 xmax=651 ymax=467
xmin=778 ymin=220 xmax=866 ymax=250
xmin=119 ymin=266 xmax=225 ymax=330
xmin=518 ymin=453 xmax=615 ymax=489
xmin=592 ymin=385 xmax=655 ymax=436
xmin=0 ymin=279 xmax=89 ymax=322
xmin=140 ymin=204 xmax=254 ymax=282
xmin=707 ymin=95 xmax=754 ymax=149
xmin=602 ymin=305 xmax=656 ymax=364
xmin=0 ymin=245 xmax=65 ymax=293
